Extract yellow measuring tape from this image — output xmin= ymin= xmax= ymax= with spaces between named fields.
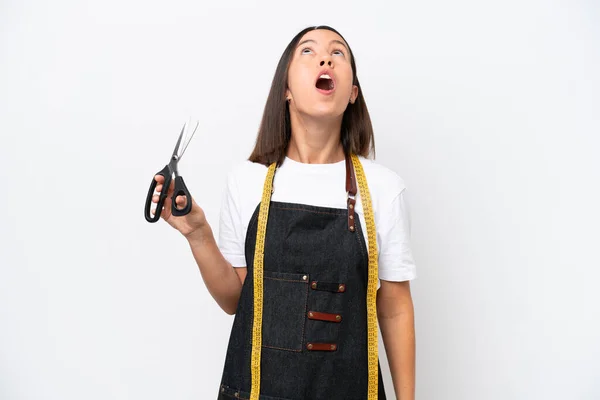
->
xmin=249 ymin=161 xmax=275 ymax=399
xmin=250 ymin=154 xmax=379 ymax=400
xmin=351 ymin=153 xmax=380 ymax=399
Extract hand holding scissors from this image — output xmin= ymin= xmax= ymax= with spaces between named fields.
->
xmin=145 ymin=121 xmax=198 ymax=223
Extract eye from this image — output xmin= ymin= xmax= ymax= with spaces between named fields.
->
xmin=301 ymin=47 xmax=313 ymax=55
xmin=332 ymin=49 xmax=345 ymax=56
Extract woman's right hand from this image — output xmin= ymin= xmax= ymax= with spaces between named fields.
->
xmin=151 ymin=175 xmax=208 ymax=240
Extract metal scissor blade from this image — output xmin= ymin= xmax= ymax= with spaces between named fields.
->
xmin=171 ymin=123 xmax=187 ymax=158
xmin=178 ymin=120 xmax=199 ymax=159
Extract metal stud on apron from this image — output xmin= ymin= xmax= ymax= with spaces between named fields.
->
xmin=218 ymin=154 xmax=385 ymax=400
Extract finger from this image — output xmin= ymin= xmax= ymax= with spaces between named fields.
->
xmin=154 ymin=174 xmax=165 ymax=184
xmin=152 ymin=194 xmax=159 ymax=203
xmin=160 ymin=180 xmax=175 ymax=195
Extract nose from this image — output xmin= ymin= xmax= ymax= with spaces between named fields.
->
xmin=319 ymin=58 xmax=333 ymax=68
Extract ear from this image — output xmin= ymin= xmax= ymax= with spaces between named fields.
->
xmin=285 ymin=88 xmax=292 ymax=102
xmin=350 ymin=85 xmax=359 ymax=104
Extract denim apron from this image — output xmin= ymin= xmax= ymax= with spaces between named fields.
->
xmin=218 ymin=156 xmax=386 ymax=400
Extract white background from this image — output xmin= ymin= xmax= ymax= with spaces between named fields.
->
xmin=1 ymin=0 xmax=599 ymax=399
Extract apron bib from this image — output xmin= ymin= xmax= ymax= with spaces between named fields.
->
xmin=218 ymin=154 xmax=384 ymax=400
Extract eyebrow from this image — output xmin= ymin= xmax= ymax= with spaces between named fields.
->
xmin=296 ymin=39 xmax=349 ymax=54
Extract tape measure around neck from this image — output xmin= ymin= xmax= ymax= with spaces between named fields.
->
xmin=351 ymin=153 xmax=380 ymax=399
xmin=249 ymin=162 xmax=275 ymax=399
xmin=249 ymin=154 xmax=379 ymax=399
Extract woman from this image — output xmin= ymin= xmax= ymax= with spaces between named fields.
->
xmin=151 ymin=25 xmax=416 ymax=400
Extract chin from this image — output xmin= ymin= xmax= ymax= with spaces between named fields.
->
xmin=307 ymin=103 xmax=346 ymax=119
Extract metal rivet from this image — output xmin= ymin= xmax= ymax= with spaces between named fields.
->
xmin=221 ymin=387 xmax=225 ymax=393
xmin=331 ymin=344 xmax=336 ymax=350
xmin=311 ymin=282 xmax=317 ymax=289
xmin=339 ymin=284 xmax=346 ymax=292
xmin=309 ymin=312 xmax=314 ymax=318
xmin=234 ymin=392 xmax=239 ymax=398
xmin=349 ymin=204 xmax=354 ymax=209
xmin=302 ymin=275 xmax=307 ymax=281
xmin=350 ymin=226 xmax=355 ymax=231
xmin=307 ymin=343 xmax=313 ymax=350
xmin=349 ymin=215 xmax=354 ymax=220
xmin=336 ymin=315 xmax=341 ymax=321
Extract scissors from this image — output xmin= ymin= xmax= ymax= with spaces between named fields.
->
xmin=144 ymin=120 xmax=198 ymax=223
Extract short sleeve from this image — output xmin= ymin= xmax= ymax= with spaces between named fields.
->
xmin=217 ymin=171 xmax=247 ymax=267
xmin=377 ymin=188 xmax=417 ymax=282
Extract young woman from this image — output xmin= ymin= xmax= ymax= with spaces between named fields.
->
xmin=151 ymin=26 xmax=416 ymax=400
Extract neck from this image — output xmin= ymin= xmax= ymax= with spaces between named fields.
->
xmin=286 ymin=111 xmax=345 ymax=164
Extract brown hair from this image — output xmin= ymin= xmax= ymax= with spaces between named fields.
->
xmin=248 ymin=26 xmax=376 ymax=167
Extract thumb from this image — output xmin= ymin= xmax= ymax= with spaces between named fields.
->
xmin=174 ymin=194 xmax=188 ymax=211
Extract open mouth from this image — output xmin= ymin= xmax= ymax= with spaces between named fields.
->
xmin=316 ymin=73 xmax=335 ymax=91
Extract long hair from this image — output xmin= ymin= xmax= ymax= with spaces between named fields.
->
xmin=248 ymin=26 xmax=375 ymax=166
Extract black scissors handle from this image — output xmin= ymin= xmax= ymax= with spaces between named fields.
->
xmin=171 ymin=175 xmax=193 ymax=216
xmin=144 ymin=166 xmax=193 ymax=222
xmin=144 ymin=165 xmax=172 ymax=223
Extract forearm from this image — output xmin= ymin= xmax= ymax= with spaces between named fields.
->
xmin=186 ymin=225 xmax=243 ymax=315
xmin=378 ymin=288 xmax=416 ymax=399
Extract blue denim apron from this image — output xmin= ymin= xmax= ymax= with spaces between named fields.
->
xmin=218 ymin=159 xmax=386 ymax=400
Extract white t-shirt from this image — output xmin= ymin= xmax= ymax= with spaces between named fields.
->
xmin=217 ymin=156 xmax=417 ymax=282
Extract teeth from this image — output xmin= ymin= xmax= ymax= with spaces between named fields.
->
xmin=319 ymin=74 xmax=331 ymax=79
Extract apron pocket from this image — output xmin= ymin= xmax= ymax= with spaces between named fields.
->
xmin=261 ymin=270 xmax=309 ymax=352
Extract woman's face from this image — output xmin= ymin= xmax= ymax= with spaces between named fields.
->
xmin=286 ymin=29 xmax=358 ymax=119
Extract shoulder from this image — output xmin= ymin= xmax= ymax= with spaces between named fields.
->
xmin=225 ymin=160 xmax=269 ymax=190
xmin=358 ymin=156 xmax=407 ymax=200
xmin=222 ymin=160 xmax=269 ymax=220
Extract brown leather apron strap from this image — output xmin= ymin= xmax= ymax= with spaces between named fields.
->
xmin=307 ymin=310 xmax=343 ymax=323
xmin=310 ymin=280 xmax=346 ymax=293
xmin=306 ymin=342 xmax=338 ymax=351
xmin=345 ymin=155 xmax=357 ymax=232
